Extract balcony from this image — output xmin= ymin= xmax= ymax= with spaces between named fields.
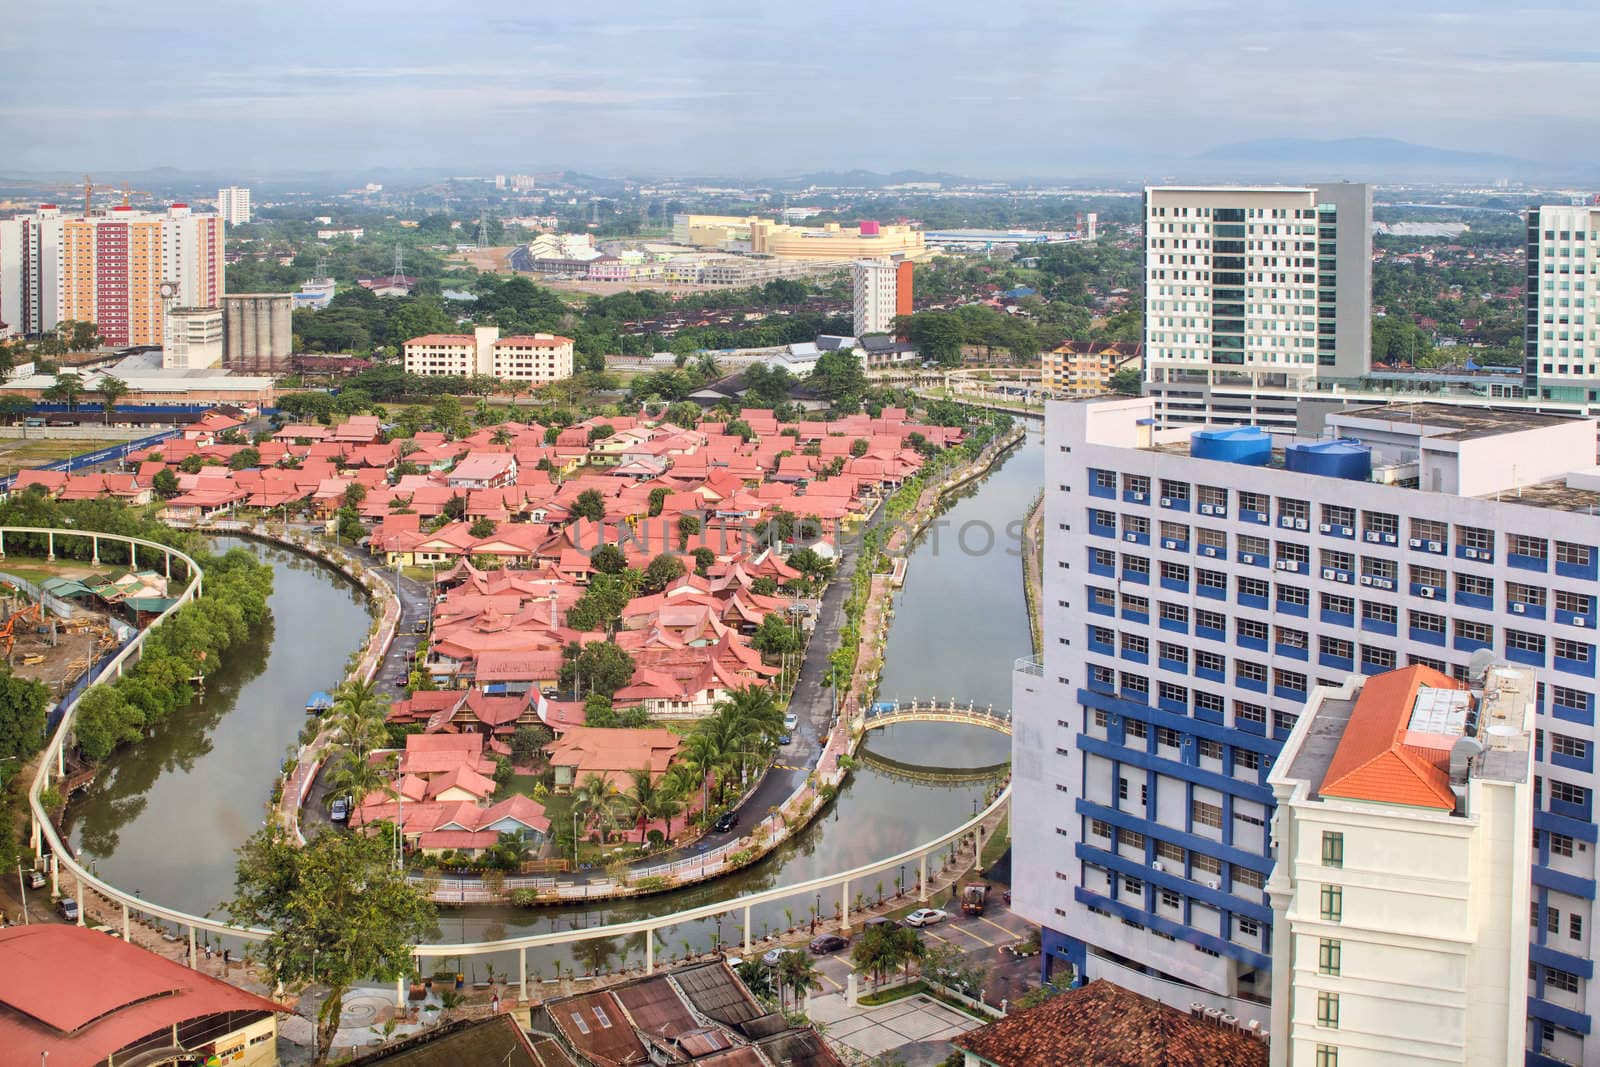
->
xmin=1014 ymin=656 xmax=1044 ymax=678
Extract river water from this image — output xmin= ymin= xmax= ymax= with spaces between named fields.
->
xmin=65 ymin=433 xmax=1042 ymax=974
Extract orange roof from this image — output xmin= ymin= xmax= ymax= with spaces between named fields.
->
xmin=1319 ymin=665 xmax=1466 ymax=810
xmin=404 ymin=333 xmax=477 ymax=345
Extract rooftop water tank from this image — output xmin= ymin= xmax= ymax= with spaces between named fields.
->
xmin=1284 ymin=438 xmax=1373 ymax=481
xmin=1190 ymin=426 xmax=1272 ymax=466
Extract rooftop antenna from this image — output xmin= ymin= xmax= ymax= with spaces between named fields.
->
xmin=390 ymin=244 xmax=406 ymax=287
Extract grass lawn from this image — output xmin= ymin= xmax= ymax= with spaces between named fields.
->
xmin=0 ymin=437 xmax=131 ymax=478
xmin=0 ymin=555 xmax=107 ymax=584
xmin=494 ymin=773 xmax=542 ymax=802
xmin=859 ymin=980 xmax=928 ymax=1007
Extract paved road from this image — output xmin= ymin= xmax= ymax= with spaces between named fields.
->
xmin=303 ymin=549 xmax=433 ymax=834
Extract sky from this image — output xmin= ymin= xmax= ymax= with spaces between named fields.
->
xmin=3 ymin=0 xmax=1599 ymax=177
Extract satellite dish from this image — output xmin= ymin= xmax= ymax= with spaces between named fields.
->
xmin=1467 ymin=648 xmax=1495 ymax=685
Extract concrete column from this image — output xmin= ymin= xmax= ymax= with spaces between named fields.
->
xmin=164 ymin=552 xmax=171 ymax=579
xmin=188 ymin=927 xmax=197 ymax=969
xmin=0 ymin=529 xmax=6 ymax=558
xmin=919 ymin=855 xmax=928 ymax=902
xmin=75 ymin=878 xmax=84 ymax=925
xmin=46 ymin=532 xmax=53 ymax=561
xmin=50 ymin=852 xmax=58 ymax=898
xmin=975 ymin=825 xmax=985 ymax=872
xmin=520 ymin=947 xmax=528 ymax=1001
xmin=395 ymin=975 xmax=405 ymax=1009
xmin=91 ymin=536 xmax=99 ymax=565
xmin=57 ymin=743 xmax=63 ymax=777
xmin=743 ymin=906 xmax=752 ymax=955
xmin=840 ymin=880 xmax=851 ymax=934
xmin=122 ymin=901 xmax=130 ymax=941
xmin=646 ymin=932 xmax=654 ymax=975
xmin=846 ymin=971 xmax=859 ymax=1007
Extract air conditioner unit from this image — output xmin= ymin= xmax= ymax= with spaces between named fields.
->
xmin=1201 ymin=546 xmax=1217 ymax=557
xmin=1132 ymin=491 xmax=1147 ymax=502
xmin=1419 ymin=587 xmax=1437 ymax=599
xmin=1384 ymin=533 xmax=1398 ymax=544
xmin=1360 ymin=575 xmax=1374 ymax=586
xmin=1408 ymin=537 xmax=1422 ymax=548
xmin=1511 ymin=601 xmax=1525 ymax=613
xmin=1152 ymin=861 xmax=1164 ymax=872
xmin=1199 ymin=504 xmax=1215 ymax=515
xmin=1275 ymin=561 xmax=1290 ymax=571
xmin=1163 ymin=539 xmax=1179 ymax=550
xmin=1575 ymin=617 xmax=1588 ymax=627
xmin=1205 ymin=879 xmax=1220 ymax=890
xmin=1216 ymin=510 xmax=1229 ymax=518
xmin=1320 ymin=523 xmax=1332 ymax=534
xmin=1279 ymin=516 xmax=1293 ymax=528
xmin=1322 ymin=568 xmax=1337 ymax=580
xmin=1364 ymin=531 xmax=1381 ymax=543
xmin=1428 ymin=541 xmax=1443 ymax=552
xmin=1464 ymin=547 xmax=1479 ymax=559
xmin=1160 ymin=497 xmax=1173 ymax=507
xmin=1241 ymin=554 xmax=1256 ymax=564
xmin=1125 ymin=532 xmax=1139 ymax=542
xmin=1296 ymin=519 xmax=1309 ymax=531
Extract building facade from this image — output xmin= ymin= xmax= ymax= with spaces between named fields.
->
xmin=1042 ymin=341 xmax=1142 ymax=397
xmin=1142 ymin=184 xmax=1371 ymax=426
xmin=1014 ymin=395 xmax=1600 ymax=1065
xmin=162 ymin=306 xmax=224 ymax=369
xmin=216 ymin=186 xmax=252 ymax=226
xmin=403 ymin=326 xmax=574 ymax=384
xmin=1267 ymin=663 xmax=1534 ymax=1067
xmin=0 ymin=203 xmax=224 ymax=346
xmin=222 ymin=292 xmax=294 ymax=372
xmin=852 ymin=258 xmax=913 ymax=337
xmin=1525 ymin=205 xmax=1600 ymax=405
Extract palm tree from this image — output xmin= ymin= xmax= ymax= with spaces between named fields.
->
xmin=574 ymin=773 xmax=621 ymax=845
xmin=658 ymin=763 xmax=698 ymax=837
xmin=324 ymin=750 xmax=391 ymax=808
xmin=778 ymin=950 xmax=820 ymax=1012
xmin=490 ymin=427 xmax=513 ymax=447
xmin=681 ymin=728 xmax=726 ymax=820
xmin=499 ymin=829 xmax=540 ymax=865
xmin=96 ymin=375 xmax=129 ymax=425
xmin=326 ymin=701 xmax=387 ymax=762
xmin=622 ymin=767 xmax=660 ymax=845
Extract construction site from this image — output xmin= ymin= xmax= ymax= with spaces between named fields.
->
xmin=0 ymin=563 xmax=164 ymax=698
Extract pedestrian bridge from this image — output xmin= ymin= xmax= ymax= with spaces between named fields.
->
xmin=861 ymin=699 xmax=1013 ymax=735
xmin=857 ymin=747 xmax=1011 ymax=785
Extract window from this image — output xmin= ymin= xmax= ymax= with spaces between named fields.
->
xmin=1410 ymin=610 xmax=1445 ymax=634
xmin=1118 ymin=778 xmax=1129 ymax=801
xmin=1091 ymin=587 xmax=1117 ymax=611
xmin=1160 ymin=479 xmax=1190 ymax=504
xmin=1159 ymin=521 xmax=1190 ymax=545
xmin=1197 ymin=738 xmax=1222 ymax=760
xmin=1457 ymin=572 xmax=1493 ymax=599
xmin=1196 ymin=608 xmax=1226 ymax=632
xmin=1234 ymin=866 xmax=1264 ymax=890
xmin=1123 ymin=875 xmax=1144 ymax=896
xmin=1363 ymin=510 xmax=1398 ymax=538
xmin=1160 ymin=561 xmax=1189 ymax=585
xmin=1320 ymin=884 xmax=1343 ymax=922
xmin=1546 ymin=967 xmax=1581 ymax=994
xmin=1553 ymin=733 xmax=1588 ymax=759
xmin=1237 ymin=917 xmax=1260 ymax=938
xmin=1508 ymin=581 xmax=1546 ymax=608
xmin=1553 ymin=685 xmax=1588 ymax=714
xmin=1316 ymin=991 xmax=1340 ymax=1029
xmin=1456 ymin=524 xmax=1493 ymax=553
xmin=1274 ymin=668 xmax=1307 ymax=694
xmin=1158 ymin=682 xmax=1189 ymax=709
xmin=1555 ymin=638 xmax=1592 ymax=664
xmin=1509 ymin=533 xmax=1549 ymax=560
xmin=1557 ymin=540 xmax=1592 ymax=567
xmin=1316 ymin=1045 xmax=1339 ymax=1067
xmin=1090 ymin=819 xmax=1111 ymax=839
xmin=1322 ymin=548 xmax=1354 ymax=572
xmin=1195 ymin=691 xmax=1224 ymax=716
xmin=1455 ymin=619 xmax=1493 ymax=646
xmin=1196 ymin=485 xmax=1227 ymax=512
xmin=1320 ymin=635 xmax=1353 ymax=659
xmin=1235 ymin=749 xmax=1261 ymax=771
xmin=1121 ymin=828 xmax=1147 ymax=852
xmin=1122 ymin=592 xmax=1150 ymax=616
xmin=1361 ymin=601 xmax=1396 ymax=625
xmin=1239 ymin=490 xmax=1268 ymax=515
xmin=1360 ymin=645 xmax=1396 ymax=670
xmin=1195 ymin=650 xmax=1225 ymax=674
xmin=1319 ymin=938 xmax=1341 ymax=975
xmin=1197 ymin=527 xmax=1227 ymax=551
xmin=1551 ymin=780 xmax=1588 ymax=806
xmin=1191 ymin=800 xmax=1223 ymax=829
xmin=1411 ymin=517 xmax=1446 ymax=543
xmin=1160 ymin=889 xmax=1181 ymax=910
xmin=1237 ymin=618 xmax=1269 ymax=643
xmin=1235 ymin=700 xmax=1267 ymax=724
xmin=1550 ymin=831 xmax=1576 ymax=857
xmin=1191 ymin=852 xmax=1221 ymax=876
xmin=1121 ymin=634 xmax=1148 ymax=657
xmin=1236 ymin=660 xmax=1266 ymax=685
xmin=1157 ymin=726 xmax=1183 ymax=749
xmin=1125 ymin=718 xmax=1148 ymax=741
xmin=1238 ymin=533 xmax=1269 ymax=557
xmin=1411 ymin=564 xmax=1445 ymax=588
xmin=1508 ymin=629 xmax=1546 ymax=656
xmin=1274 ymin=710 xmax=1300 ymax=735
xmin=1322 ymin=831 xmax=1344 ymax=868
xmin=1238 ymin=575 xmax=1269 ymax=600
xmin=1160 ymin=602 xmax=1189 ymax=625
xmin=1092 ymin=469 xmax=1116 ymax=492
xmin=1573 ymin=914 xmax=1584 ymax=940
xmin=1123 ymin=554 xmax=1149 ymax=577
xmin=1092 ymin=710 xmax=1110 ymax=729
xmin=1323 ymin=503 xmax=1354 ymax=528
xmin=1198 ymin=569 xmax=1227 ymax=593
xmin=1092 ymin=548 xmax=1115 ymax=570
xmin=1322 ymin=592 xmax=1354 ymax=615
xmin=1548 ymin=906 xmax=1561 ymax=935
xmin=1279 ymin=584 xmax=1310 ymax=607
xmin=1556 ymin=590 xmax=1593 ymax=616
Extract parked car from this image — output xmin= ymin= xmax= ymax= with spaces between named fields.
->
xmin=330 ymin=797 xmax=351 ymax=823
xmin=57 ymin=898 xmax=79 ymax=923
xmin=762 ymin=947 xmax=798 ymax=967
xmin=778 ymin=732 xmax=792 ymax=746
xmin=809 ymin=934 xmax=849 ymax=955
xmin=27 ymin=870 xmax=45 ymax=890
xmin=864 ymin=916 xmax=899 ymax=929
xmin=903 ymin=908 xmax=950 ymax=928
xmin=712 ymin=810 xmax=738 ymax=834
xmin=782 ymin=713 xmax=799 ymax=732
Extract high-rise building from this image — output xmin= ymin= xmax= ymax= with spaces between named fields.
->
xmin=1014 ymin=395 xmax=1600 ymax=1062
xmin=852 ymin=258 xmax=913 ymax=337
xmin=216 ymin=186 xmax=252 ymax=226
xmin=402 ymin=326 xmax=574 ymax=384
xmin=0 ymin=204 xmax=224 ymax=347
xmin=1142 ymin=183 xmax=1372 ymax=427
xmin=1524 ymin=204 xmax=1600 ymax=405
xmin=1266 ymin=662 xmax=1534 ymax=1067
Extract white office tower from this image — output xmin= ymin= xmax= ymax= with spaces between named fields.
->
xmin=1142 ymin=183 xmax=1372 ymax=427
xmin=852 ymin=257 xmax=900 ymax=337
xmin=1013 ymin=395 xmax=1600 ymax=1064
xmin=217 ymin=187 xmax=252 ymax=226
xmin=1266 ymin=662 xmax=1534 ymax=1066
xmin=1525 ymin=204 xmax=1600 ymax=406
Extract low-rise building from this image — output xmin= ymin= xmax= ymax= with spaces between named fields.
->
xmin=1041 ymin=340 xmax=1141 ymax=396
xmin=1266 ymin=662 xmax=1535 ymax=1067
xmin=402 ymin=326 xmax=574 ymax=385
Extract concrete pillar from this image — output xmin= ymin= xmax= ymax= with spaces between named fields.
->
xmin=188 ymin=926 xmax=197 ymax=969
xmin=46 ymin=531 xmax=53 ymax=561
xmin=520 ymin=947 xmax=528 ymax=1001
xmin=50 ymin=852 xmax=58 ymax=898
xmin=743 ymin=906 xmax=752 ymax=955
xmin=975 ymin=825 xmax=985 ymax=873
xmin=840 ymin=880 xmax=851 ymax=934
xmin=646 ymin=932 xmax=654 ymax=975
xmin=846 ymin=971 xmax=859 ymax=1007
xmin=122 ymin=901 xmax=130 ymax=941
xmin=0 ymin=529 xmax=6 ymax=559
xmin=164 ymin=552 xmax=171 ymax=579
xmin=75 ymin=878 xmax=84 ymax=925
xmin=91 ymin=536 xmax=99 ymax=565
xmin=919 ymin=855 xmax=929 ymax=903
xmin=395 ymin=975 xmax=405 ymax=1009
xmin=57 ymin=743 xmax=63 ymax=777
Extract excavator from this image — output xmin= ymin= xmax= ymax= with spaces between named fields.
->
xmin=0 ymin=602 xmax=42 ymax=659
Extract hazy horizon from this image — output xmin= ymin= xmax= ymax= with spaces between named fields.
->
xmin=5 ymin=0 xmax=1599 ymax=176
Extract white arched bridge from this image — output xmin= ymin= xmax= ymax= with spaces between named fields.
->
xmin=861 ymin=699 xmax=1014 ymax=735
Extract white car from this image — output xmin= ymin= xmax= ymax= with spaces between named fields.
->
xmin=783 ymin=713 xmax=799 ymax=732
xmin=903 ymin=908 xmax=950 ymax=928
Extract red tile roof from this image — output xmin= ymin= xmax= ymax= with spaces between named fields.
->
xmin=1319 ymin=665 xmax=1467 ymax=810
xmin=952 ymin=980 xmax=1267 ymax=1067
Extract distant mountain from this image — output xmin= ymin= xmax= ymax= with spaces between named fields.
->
xmin=778 ymin=169 xmax=976 ymax=189
xmin=1198 ymin=137 xmax=1527 ymax=170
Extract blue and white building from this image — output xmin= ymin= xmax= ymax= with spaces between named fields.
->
xmin=1013 ymin=395 xmax=1600 ymax=1065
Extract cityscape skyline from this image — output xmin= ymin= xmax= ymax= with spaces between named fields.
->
xmin=4 ymin=1 xmax=1600 ymax=174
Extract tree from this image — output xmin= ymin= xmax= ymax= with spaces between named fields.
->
xmin=692 ymin=547 xmax=716 ymax=577
xmin=42 ymin=372 xmax=84 ymax=411
xmin=510 ymin=723 xmax=552 ymax=766
xmin=561 ymin=640 xmax=636 ymax=698
xmin=750 ymin=613 xmax=801 ymax=657
xmin=227 ymin=825 xmax=437 ymax=1065
xmin=0 ymin=672 xmax=50 ymax=762
xmin=621 ymin=766 xmax=663 ymax=844
xmin=642 ymin=553 xmax=686 ymax=593
xmin=676 ymin=514 xmax=701 ymax=550
xmin=227 ymin=447 xmax=262 ymax=471
xmin=777 ymin=949 xmax=821 ymax=1012
xmin=648 ymin=487 xmax=670 ymax=517
xmin=97 ymin=375 xmax=129 ymax=424
xmin=724 ymin=419 xmax=755 ymax=443
xmin=469 ymin=517 xmax=497 ymax=539
xmin=324 ymin=750 xmax=392 ymax=809
xmin=573 ymin=772 xmax=622 ymax=844
xmin=590 ymin=544 xmax=626 ymax=574
xmin=152 ymin=468 xmax=180 ymax=498
xmin=572 ymin=489 xmax=606 ymax=522
xmin=850 ymin=438 xmax=869 ymax=457
xmin=1108 ymin=366 xmax=1142 ymax=396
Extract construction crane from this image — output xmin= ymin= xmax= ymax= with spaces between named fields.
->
xmin=119 ymin=183 xmax=152 ymax=208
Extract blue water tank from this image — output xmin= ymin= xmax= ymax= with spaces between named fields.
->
xmin=1190 ymin=426 xmax=1272 ymax=466
xmin=1284 ymin=438 xmax=1372 ymax=481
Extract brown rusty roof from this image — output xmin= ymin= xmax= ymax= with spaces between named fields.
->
xmin=952 ymin=981 xmax=1269 ymax=1067
xmin=613 ymin=974 xmax=700 ymax=1038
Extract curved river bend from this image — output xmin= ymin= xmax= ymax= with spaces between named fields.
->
xmin=67 ymin=435 xmax=1042 ymax=975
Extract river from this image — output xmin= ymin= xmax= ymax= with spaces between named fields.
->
xmin=64 ymin=432 xmax=1042 ymax=975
